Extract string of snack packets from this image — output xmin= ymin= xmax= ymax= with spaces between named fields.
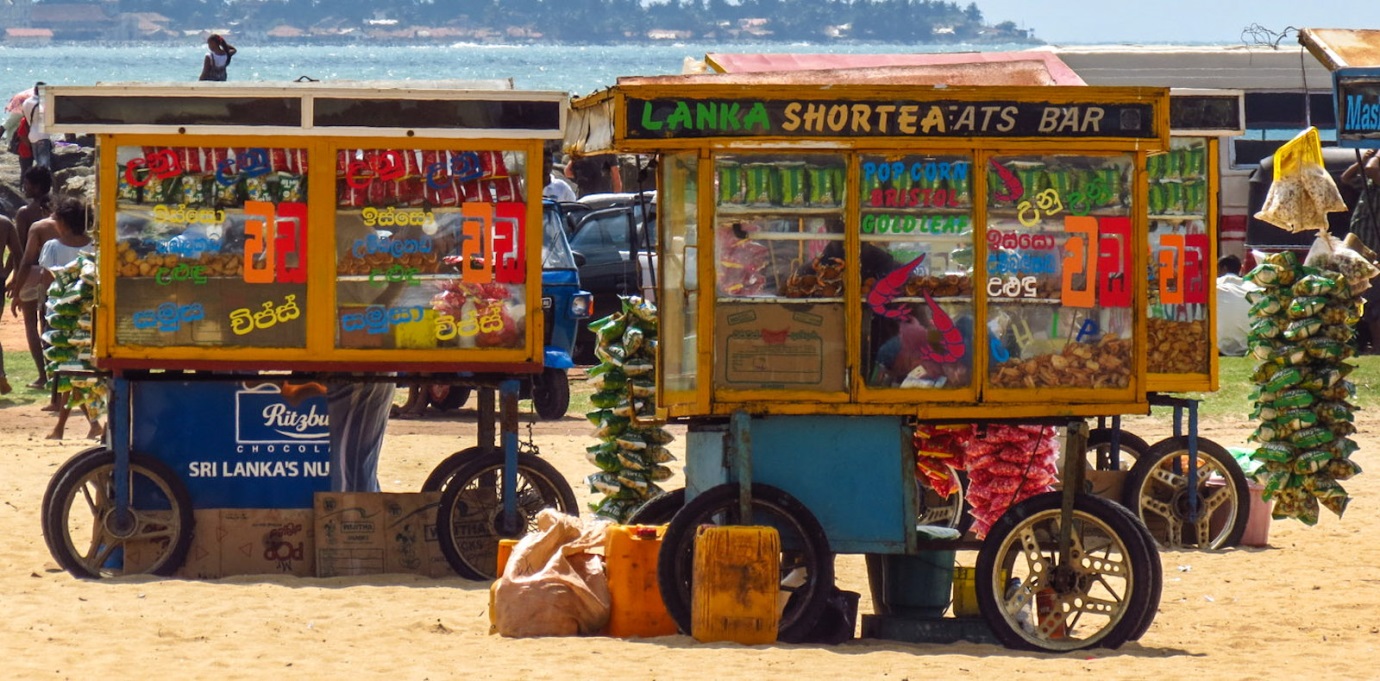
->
xmin=914 ymin=423 xmax=1059 ymax=539
xmin=1244 ymin=241 xmax=1376 ymax=523
xmin=43 ymin=254 xmax=107 ymax=418
xmin=584 ymin=297 xmax=676 ymax=522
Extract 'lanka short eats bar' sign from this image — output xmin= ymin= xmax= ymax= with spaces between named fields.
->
xmin=1334 ymin=69 xmax=1380 ymax=149
xmin=626 ymin=97 xmax=1157 ymax=140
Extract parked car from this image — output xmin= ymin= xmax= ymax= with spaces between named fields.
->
xmin=566 ymin=191 xmax=657 ymax=363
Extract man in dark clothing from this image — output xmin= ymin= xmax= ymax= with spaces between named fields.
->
xmin=566 ymin=155 xmax=622 ymax=196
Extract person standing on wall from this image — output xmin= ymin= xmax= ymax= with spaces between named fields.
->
xmin=20 ymin=82 xmax=51 ymax=171
xmin=199 ymin=34 xmax=237 ymax=82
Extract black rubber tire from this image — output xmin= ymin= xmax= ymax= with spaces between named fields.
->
xmin=40 ymin=445 xmax=109 ymax=557
xmin=1103 ymin=496 xmax=1163 ymax=641
xmin=656 ymin=483 xmax=835 ymax=643
xmin=627 ymin=487 xmax=686 ymax=525
xmin=436 ymin=451 xmax=579 ymax=580
xmin=42 ymin=450 xmax=194 ymax=579
xmin=975 ymin=492 xmax=1158 ymax=651
xmin=428 ymin=384 xmax=471 ymax=412
xmin=1086 ymin=428 xmax=1151 ymax=472
xmin=531 ymin=368 xmax=570 ymax=421
xmin=420 ymin=446 xmax=488 ymax=493
xmin=917 ymin=466 xmax=973 ymax=535
xmin=1121 ymin=436 xmax=1250 ymax=549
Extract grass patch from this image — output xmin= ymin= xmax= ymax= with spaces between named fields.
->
xmin=0 ymin=350 xmax=52 ymax=408
xmin=1181 ymin=354 xmax=1380 ymax=421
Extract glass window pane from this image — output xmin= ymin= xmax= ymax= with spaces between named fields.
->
xmin=985 ymin=154 xmax=1135 ymax=390
xmin=659 ymin=152 xmax=698 ymax=395
xmin=112 ymin=145 xmax=309 ymax=348
xmin=1147 ymin=138 xmax=1211 ymax=374
xmin=859 ymin=153 xmax=975 ymax=390
xmin=334 ymin=148 xmax=530 ymax=351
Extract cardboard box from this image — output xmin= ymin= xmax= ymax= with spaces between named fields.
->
xmin=715 ymin=302 xmax=846 ymax=391
xmin=171 ymin=508 xmax=315 ymax=579
xmin=382 ymin=492 xmax=452 ymax=578
xmin=220 ymin=508 xmax=315 ymax=577
xmin=315 ymin=492 xmax=387 ymax=577
xmin=174 ymin=509 xmax=226 ymax=579
xmin=315 ymin=492 xmax=454 ymax=578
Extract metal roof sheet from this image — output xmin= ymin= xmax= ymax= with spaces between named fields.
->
xmin=1299 ymin=28 xmax=1380 ymax=71
xmin=702 ymin=50 xmax=1085 ymax=86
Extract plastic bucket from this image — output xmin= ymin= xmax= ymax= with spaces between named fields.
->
xmin=1208 ymin=479 xmax=1273 ymax=547
xmin=881 ymin=550 xmax=955 ymax=619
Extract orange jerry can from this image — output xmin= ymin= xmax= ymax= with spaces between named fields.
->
xmin=604 ymin=524 xmax=677 ymax=638
xmin=691 ymin=525 xmax=780 ymax=645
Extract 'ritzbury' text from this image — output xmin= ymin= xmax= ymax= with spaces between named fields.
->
xmin=629 ymin=98 xmax=1156 ymax=140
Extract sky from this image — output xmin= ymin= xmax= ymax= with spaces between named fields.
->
xmin=976 ymin=0 xmax=1380 ymax=45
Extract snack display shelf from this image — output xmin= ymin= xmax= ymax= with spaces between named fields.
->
xmin=716 ymin=205 xmax=845 ymax=217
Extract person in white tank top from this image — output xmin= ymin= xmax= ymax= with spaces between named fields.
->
xmin=199 ymin=34 xmax=237 ymax=81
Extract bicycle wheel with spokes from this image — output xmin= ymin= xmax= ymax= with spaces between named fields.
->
xmin=436 ymin=451 xmax=579 ymax=580
xmin=975 ymin=492 xmax=1158 ymax=652
xmin=42 ymin=450 xmax=194 ymax=579
xmin=656 ymin=483 xmax=835 ymax=643
xmin=1122 ymin=436 xmax=1249 ymax=549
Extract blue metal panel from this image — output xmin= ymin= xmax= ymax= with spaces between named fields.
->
xmin=1334 ymin=68 xmax=1380 ymax=149
xmin=685 ymin=415 xmax=913 ymax=554
xmin=131 ymin=380 xmax=331 ymax=508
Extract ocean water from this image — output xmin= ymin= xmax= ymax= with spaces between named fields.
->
xmin=0 ymin=41 xmax=1038 ymax=101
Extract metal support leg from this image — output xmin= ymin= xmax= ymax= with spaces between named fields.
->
xmin=730 ymin=410 xmax=753 ymax=521
xmin=1187 ymin=399 xmax=1200 ymax=520
xmin=1059 ymin=419 xmax=1090 ymax=558
xmin=478 ymin=387 xmax=496 ymax=451
xmin=110 ymin=377 xmax=134 ymax=533
xmin=499 ymin=380 xmax=520 ymax=535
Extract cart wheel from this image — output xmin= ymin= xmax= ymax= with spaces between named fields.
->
xmin=531 ymin=368 xmax=570 ymax=421
xmin=40 ymin=445 xmax=110 ymax=557
xmin=42 ymin=450 xmax=194 ymax=579
xmin=627 ymin=487 xmax=685 ymax=525
xmin=975 ymin=492 xmax=1158 ymax=652
xmin=419 ymin=446 xmax=488 ymax=493
xmin=436 ymin=451 xmax=579 ymax=580
xmin=1121 ymin=436 xmax=1250 ymax=549
xmin=427 ymin=384 xmax=470 ymax=412
xmin=1103 ymin=496 xmax=1163 ymax=641
xmin=1085 ymin=428 xmax=1150 ymax=471
xmin=917 ymin=466 xmax=972 ymax=534
xmin=656 ymin=483 xmax=835 ymax=643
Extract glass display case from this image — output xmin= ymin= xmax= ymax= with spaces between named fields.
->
xmin=569 ymin=82 xmax=1171 ymax=418
xmin=1146 ymin=137 xmax=1214 ymax=388
xmin=58 ymin=84 xmax=566 ymax=372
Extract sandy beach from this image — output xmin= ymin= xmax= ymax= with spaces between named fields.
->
xmin=3 ymin=305 xmax=1378 ymax=680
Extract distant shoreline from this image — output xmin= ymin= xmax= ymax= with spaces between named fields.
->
xmin=0 ymin=37 xmax=1046 ymax=49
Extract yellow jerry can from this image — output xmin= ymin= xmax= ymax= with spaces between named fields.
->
xmin=691 ymin=525 xmax=780 ymax=644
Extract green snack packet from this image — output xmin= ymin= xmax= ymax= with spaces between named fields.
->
xmin=1274 ymin=407 xmax=1317 ymax=431
xmin=637 ymin=427 xmax=675 ymax=445
xmin=1250 ymin=403 xmax=1279 ymax=421
xmin=644 ymin=445 xmax=676 ymax=463
xmin=1251 ymin=421 xmax=1282 ymax=443
xmin=590 ymin=390 xmax=623 ymax=408
xmin=1289 ymin=426 xmax=1335 ymax=449
xmin=1282 ymin=317 xmax=1323 ymax=341
xmin=1287 ymin=296 xmax=1328 ymax=319
xmin=1269 ymin=344 xmax=1308 ymax=366
xmin=586 ymin=448 xmax=622 ymax=472
xmin=1249 ymin=295 xmax=1284 ymax=317
xmin=587 ymin=472 xmax=624 ymax=495
xmin=593 ymin=415 xmax=631 ymax=439
xmin=1252 ymin=441 xmax=1296 ymax=464
xmin=1249 ymin=317 xmax=1286 ymax=340
xmin=616 ymin=450 xmax=650 ymax=471
xmin=615 ymin=432 xmax=647 ymax=450
xmin=1291 ymin=449 xmax=1333 ymax=475
xmin=1291 ymin=273 xmax=1340 ymax=297
xmin=622 ymin=326 xmax=645 ymax=355
xmin=628 ymin=379 xmax=656 ymax=398
xmin=1300 ymin=337 xmax=1347 ymax=361
xmin=1315 ymin=401 xmax=1354 ymax=424
xmin=1263 ymin=366 xmax=1304 ymax=393
xmin=1244 ymin=263 xmax=1282 ymax=286
xmin=649 ymin=465 xmax=674 ymax=482
xmin=1325 ymin=457 xmax=1362 ymax=481
xmin=589 ymin=312 xmax=628 ymax=345
xmin=586 ymin=408 xmax=614 ymax=426
xmin=1271 ymin=388 xmax=1315 ymax=409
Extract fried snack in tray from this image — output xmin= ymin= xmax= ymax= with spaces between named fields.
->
xmin=1147 ymin=318 xmax=1209 ymax=374
xmin=859 ymin=273 xmax=976 ymax=299
xmin=783 ymin=256 xmax=846 ymax=298
xmin=337 ymin=249 xmax=443 ymax=276
xmin=115 ymin=240 xmax=245 ymax=278
xmin=991 ymin=334 xmax=1131 ymax=389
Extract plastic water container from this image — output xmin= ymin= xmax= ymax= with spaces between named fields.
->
xmin=877 ymin=526 xmax=960 ymax=619
xmin=496 ymin=538 xmax=519 ymax=577
xmin=604 ymin=525 xmax=677 ymax=638
xmin=691 ymin=525 xmax=780 ymax=644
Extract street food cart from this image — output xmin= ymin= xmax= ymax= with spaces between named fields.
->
xmin=568 ymin=74 xmax=1172 ymax=650
xmin=39 ymin=81 xmax=579 ymax=580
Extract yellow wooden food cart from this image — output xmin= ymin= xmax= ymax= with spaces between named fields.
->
xmin=569 ymin=73 xmax=1176 ymax=650
xmin=39 ymin=81 xmax=581 ymax=580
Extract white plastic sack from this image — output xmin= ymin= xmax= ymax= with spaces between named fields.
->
xmin=490 ymin=509 xmax=611 ymax=637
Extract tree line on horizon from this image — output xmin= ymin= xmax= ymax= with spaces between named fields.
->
xmin=105 ymin=0 xmax=1036 ymax=43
